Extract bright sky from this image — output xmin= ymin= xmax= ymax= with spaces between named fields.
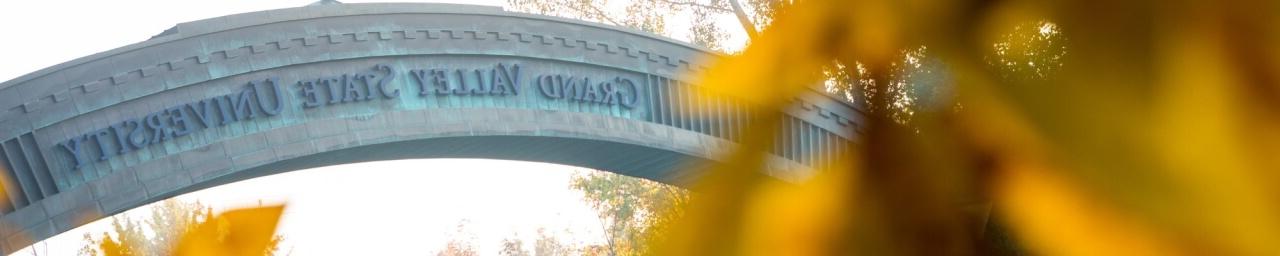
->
xmin=0 ymin=0 xmax=726 ymax=255
xmin=18 ymin=159 xmax=609 ymax=255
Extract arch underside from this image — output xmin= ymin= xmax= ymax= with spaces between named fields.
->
xmin=178 ymin=135 xmax=716 ymax=202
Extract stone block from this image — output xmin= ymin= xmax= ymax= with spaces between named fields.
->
xmin=504 ymin=122 xmax=539 ymax=135
xmin=355 ymin=128 xmax=396 ymax=144
xmin=40 ymin=186 xmax=95 ymax=219
xmin=0 ymin=87 xmax=19 ymax=112
xmin=178 ymin=143 xmax=228 ymax=169
xmin=98 ymin=187 xmax=146 ymax=214
xmin=313 ymin=134 xmax=358 ymax=152
xmin=0 ymin=220 xmax=11 ymax=240
xmin=231 ymin=149 xmax=278 ymax=170
xmin=142 ymin=172 xmax=192 ymax=198
xmin=73 ymin=82 xmax=125 ymax=117
xmin=305 ymin=118 xmax=349 ymax=137
xmin=3 ymin=204 xmax=47 ymax=230
xmin=388 ymin=110 xmax=427 ymax=126
xmin=264 ymin=126 xmax=310 ymax=146
xmin=119 ymin=79 xmax=167 ymax=100
xmin=186 ymin=154 xmax=234 ymax=180
xmin=393 ymin=121 xmax=435 ymax=138
xmin=133 ymin=155 xmax=182 ymax=181
xmin=6 ymin=221 xmax=52 ymax=253
xmin=28 ymin=96 xmax=78 ymax=129
xmin=346 ymin=113 xmax=388 ymax=131
xmin=0 ymin=118 xmax=31 ymax=145
xmin=50 ymin=202 xmax=103 ymax=231
xmin=87 ymin=170 xmax=139 ymax=200
xmin=273 ymin=140 xmax=316 ymax=160
xmin=222 ymin=133 xmax=269 ymax=158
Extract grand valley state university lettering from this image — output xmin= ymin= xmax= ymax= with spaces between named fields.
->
xmin=56 ymin=63 xmax=642 ymax=171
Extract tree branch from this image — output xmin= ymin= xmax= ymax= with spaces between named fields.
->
xmin=591 ymin=201 xmax=620 ymax=256
xmin=582 ymin=4 xmax=624 ymax=26
xmin=654 ymin=0 xmax=733 ymax=13
xmin=727 ymin=0 xmax=759 ymax=38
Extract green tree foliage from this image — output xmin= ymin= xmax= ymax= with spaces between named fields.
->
xmin=988 ymin=20 xmax=1068 ymax=82
xmin=78 ymin=199 xmax=284 ymax=256
xmin=688 ymin=3 xmax=729 ymax=51
xmin=823 ymin=46 xmax=959 ymax=125
xmin=569 ymin=170 xmax=689 ymax=256
xmin=833 ymin=20 xmax=1066 ymax=126
xmin=822 ymin=22 xmax=1065 ymax=125
xmin=500 ymin=227 xmax=613 ymax=256
xmin=532 ymin=228 xmax=574 ymax=256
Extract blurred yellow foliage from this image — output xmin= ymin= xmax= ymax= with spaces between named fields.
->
xmin=657 ymin=0 xmax=1280 ymax=255
xmin=173 ymin=205 xmax=284 ymax=256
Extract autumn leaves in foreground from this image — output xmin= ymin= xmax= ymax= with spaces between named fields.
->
xmin=82 ymin=204 xmax=283 ymax=256
xmin=653 ymin=0 xmax=1280 ymax=255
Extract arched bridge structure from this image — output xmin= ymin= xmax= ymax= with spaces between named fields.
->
xmin=0 ymin=3 xmax=863 ymax=252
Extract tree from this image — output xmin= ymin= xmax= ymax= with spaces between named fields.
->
xmin=79 ymin=199 xmax=285 ymax=256
xmin=506 ymin=0 xmax=1004 ymax=126
xmin=436 ymin=240 xmax=479 ymax=256
xmin=498 ymin=228 xmax=589 ymax=256
xmin=823 ymin=46 xmax=958 ymax=125
xmin=435 ymin=220 xmax=480 ymax=256
xmin=569 ymin=170 xmax=689 ymax=256
xmin=506 ymin=0 xmax=766 ymax=52
xmin=78 ymin=216 xmax=146 ymax=256
xmin=498 ymin=234 xmax=531 ymax=256
xmin=532 ymin=228 xmax=574 ymax=256
xmin=988 ymin=20 xmax=1067 ymax=82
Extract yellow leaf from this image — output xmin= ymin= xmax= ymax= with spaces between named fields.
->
xmin=737 ymin=165 xmax=855 ymax=256
xmin=174 ymin=205 xmax=285 ymax=256
xmin=997 ymin=160 xmax=1179 ymax=256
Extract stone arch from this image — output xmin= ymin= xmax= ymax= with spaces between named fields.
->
xmin=0 ymin=3 xmax=863 ymax=252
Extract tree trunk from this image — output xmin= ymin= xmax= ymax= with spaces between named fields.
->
xmin=727 ymin=0 xmax=758 ymax=38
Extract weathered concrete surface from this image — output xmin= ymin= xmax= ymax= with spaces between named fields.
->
xmin=0 ymin=3 xmax=863 ymax=253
